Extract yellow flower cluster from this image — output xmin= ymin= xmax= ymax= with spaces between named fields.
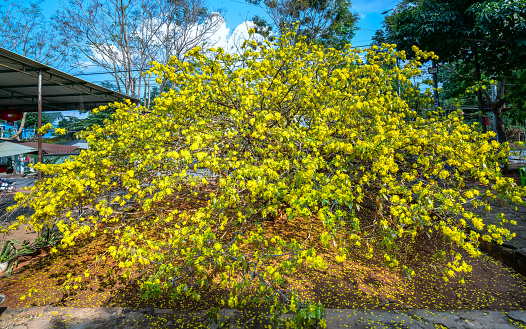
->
xmin=37 ymin=123 xmax=54 ymax=134
xmin=8 ymin=27 xmax=525 ymax=322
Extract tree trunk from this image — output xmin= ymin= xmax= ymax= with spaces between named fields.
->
xmin=493 ymin=109 xmax=506 ymax=142
xmin=484 ymin=81 xmax=507 ymax=143
xmin=0 ymin=112 xmax=27 ymax=141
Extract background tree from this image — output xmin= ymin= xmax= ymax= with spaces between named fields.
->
xmin=77 ymin=81 xmax=119 ymax=129
xmin=0 ymin=1 xmax=76 ymax=140
xmin=70 ymin=79 xmax=173 ymax=130
xmin=1 ymin=113 xmax=51 ymax=141
xmin=23 ymin=113 xmax=50 ymax=131
xmin=247 ymin=0 xmax=359 ymax=49
xmin=0 ymin=1 xmax=76 ymax=69
xmin=58 ymin=116 xmax=87 ymax=134
xmin=371 ymin=24 xmax=388 ymax=46
xmin=53 ymin=0 xmax=223 ymax=101
xmin=506 ymin=71 xmax=526 ymax=126
xmin=378 ymin=0 xmax=526 ymax=142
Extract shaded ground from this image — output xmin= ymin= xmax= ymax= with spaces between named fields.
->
xmin=1 ymin=176 xmax=526 ymax=328
xmin=1 ymin=184 xmax=38 ymax=249
xmin=0 ymin=213 xmax=525 ymax=312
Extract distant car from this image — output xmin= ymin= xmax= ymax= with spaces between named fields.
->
xmin=0 ymin=178 xmax=15 ymax=192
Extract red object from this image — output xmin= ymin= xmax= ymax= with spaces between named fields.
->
xmin=0 ymin=108 xmax=23 ymax=122
xmin=484 ymin=116 xmax=490 ymax=126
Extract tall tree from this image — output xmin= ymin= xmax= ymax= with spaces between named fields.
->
xmin=54 ymin=0 xmax=223 ymax=100
xmin=247 ymin=0 xmax=359 ymax=49
xmin=0 ymin=1 xmax=77 ymax=141
xmin=506 ymin=70 xmax=526 ymax=126
xmin=0 ymin=1 xmax=76 ymax=69
xmin=379 ymin=0 xmax=526 ymax=142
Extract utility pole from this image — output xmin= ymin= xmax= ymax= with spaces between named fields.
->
xmin=429 ymin=12 xmax=440 ymax=111
xmin=491 ymin=82 xmax=498 ymax=139
xmin=474 ymin=50 xmax=487 ymax=133
xmin=429 ymin=61 xmax=439 ymax=111
xmin=397 ymin=58 xmax=401 ymax=96
xmin=38 ymin=69 xmax=42 ymax=181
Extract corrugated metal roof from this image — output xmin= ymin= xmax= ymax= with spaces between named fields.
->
xmin=0 ymin=47 xmax=139 ymax=112
xmin=20 ymin=142 xmax=78 ymax=155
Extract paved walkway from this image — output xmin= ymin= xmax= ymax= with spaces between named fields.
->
xmin=0 ymin=175 xmax=36 ymax=227
xmin=0 ymin=174 xmax=36 ymax=191
xmin=462 ymin=183 xmax=526 ymax=276
xmin=0 ymin=307 xmax=525 ymax=329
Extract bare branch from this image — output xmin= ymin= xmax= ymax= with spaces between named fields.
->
xmin=0 ymin=1 xmax=76 ymax=70
xmin=54 ymin=0 xmax=223 ymax=102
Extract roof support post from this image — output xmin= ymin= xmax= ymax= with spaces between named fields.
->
xmin=38 ymin=69 xmax=42 ymax=181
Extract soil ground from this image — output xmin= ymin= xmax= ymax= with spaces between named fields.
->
xmin=1 ymin=175 xmax=526 ymax=328
xmin=0 ymin=221 xmax=525 ymax=312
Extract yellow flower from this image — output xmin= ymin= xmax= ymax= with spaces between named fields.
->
xmin=7 ymin=26 xmax=523 ymax=324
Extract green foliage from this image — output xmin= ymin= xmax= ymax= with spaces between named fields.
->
xmin=33 ymin=222 xmax=63 ymax=248
xmin=382 ymin=0 xmax=472 ymax=62
xmin=380 ymin=0 xmax=526 ymax=141
xmin=247 ymin=0 xmax=359 ymax=49
xmin=383 ymin=0 xmax=526 ymax=78
xmin=58 ymin=116 xmax=85 ymax=132
xmin=0 ymin=239 xmax=16 ymax=263
xmin=21 ymin=113 xmax=51 ymax=130
xmin=291 ymin=301 xmax=326 ymax=328
xmin=468 ymin=0 xmax=526 ymax=73
xmin=0 ymin=239 xmax=34 ymax=277
xmin=505 ymin=70 xmax=526 ymax=126
xmin=83 ymin=110 xmax=116 ymax=129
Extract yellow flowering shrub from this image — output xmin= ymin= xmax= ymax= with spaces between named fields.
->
xmin=10 ymin=30 xmax=525 ymax=325
xmin=37 ymin=123 xmax=66 ymax=135
xmin=37 ymin=123 xmax=54 ymax=134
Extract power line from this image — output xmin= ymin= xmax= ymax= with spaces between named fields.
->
xmin=225 ymin=0 xmax=258 ymax=6
xmin=352 ymin=39 xmax=373 ymax=43
xmin=73 ymin=69 xmax=144 ymax=76
xmin=72 ymin=41 xmax=375 ymax=77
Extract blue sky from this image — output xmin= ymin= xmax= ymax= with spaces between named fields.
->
xmin=208 ymin=0 xmax=399 ymax=47
xmin=42 ymin=0 xmax=398 ymax=52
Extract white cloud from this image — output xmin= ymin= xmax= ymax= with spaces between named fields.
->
xmin=88 ymin=14 xmax=263 ymax=65
xmin=76 ymin=60 xmax=95 ymax=70
xmin=205 ymin=19 xmax=266 ymax=54
xmin=89 ymin=44 xmax=124 ymax=66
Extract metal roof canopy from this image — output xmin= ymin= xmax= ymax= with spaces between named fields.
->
xmin=0 ymin=47 xmax=138 ymax=112
xmin=0 ymin=47 xmax=139 ymax=180
xmin=20 ymin=142 xmax=79 ymax=155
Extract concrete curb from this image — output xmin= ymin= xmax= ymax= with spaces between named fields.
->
xmin=0 ymin=307 xmax=525 ymax=328
xmin=479 ymin=240 xmax=526 ymax=277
